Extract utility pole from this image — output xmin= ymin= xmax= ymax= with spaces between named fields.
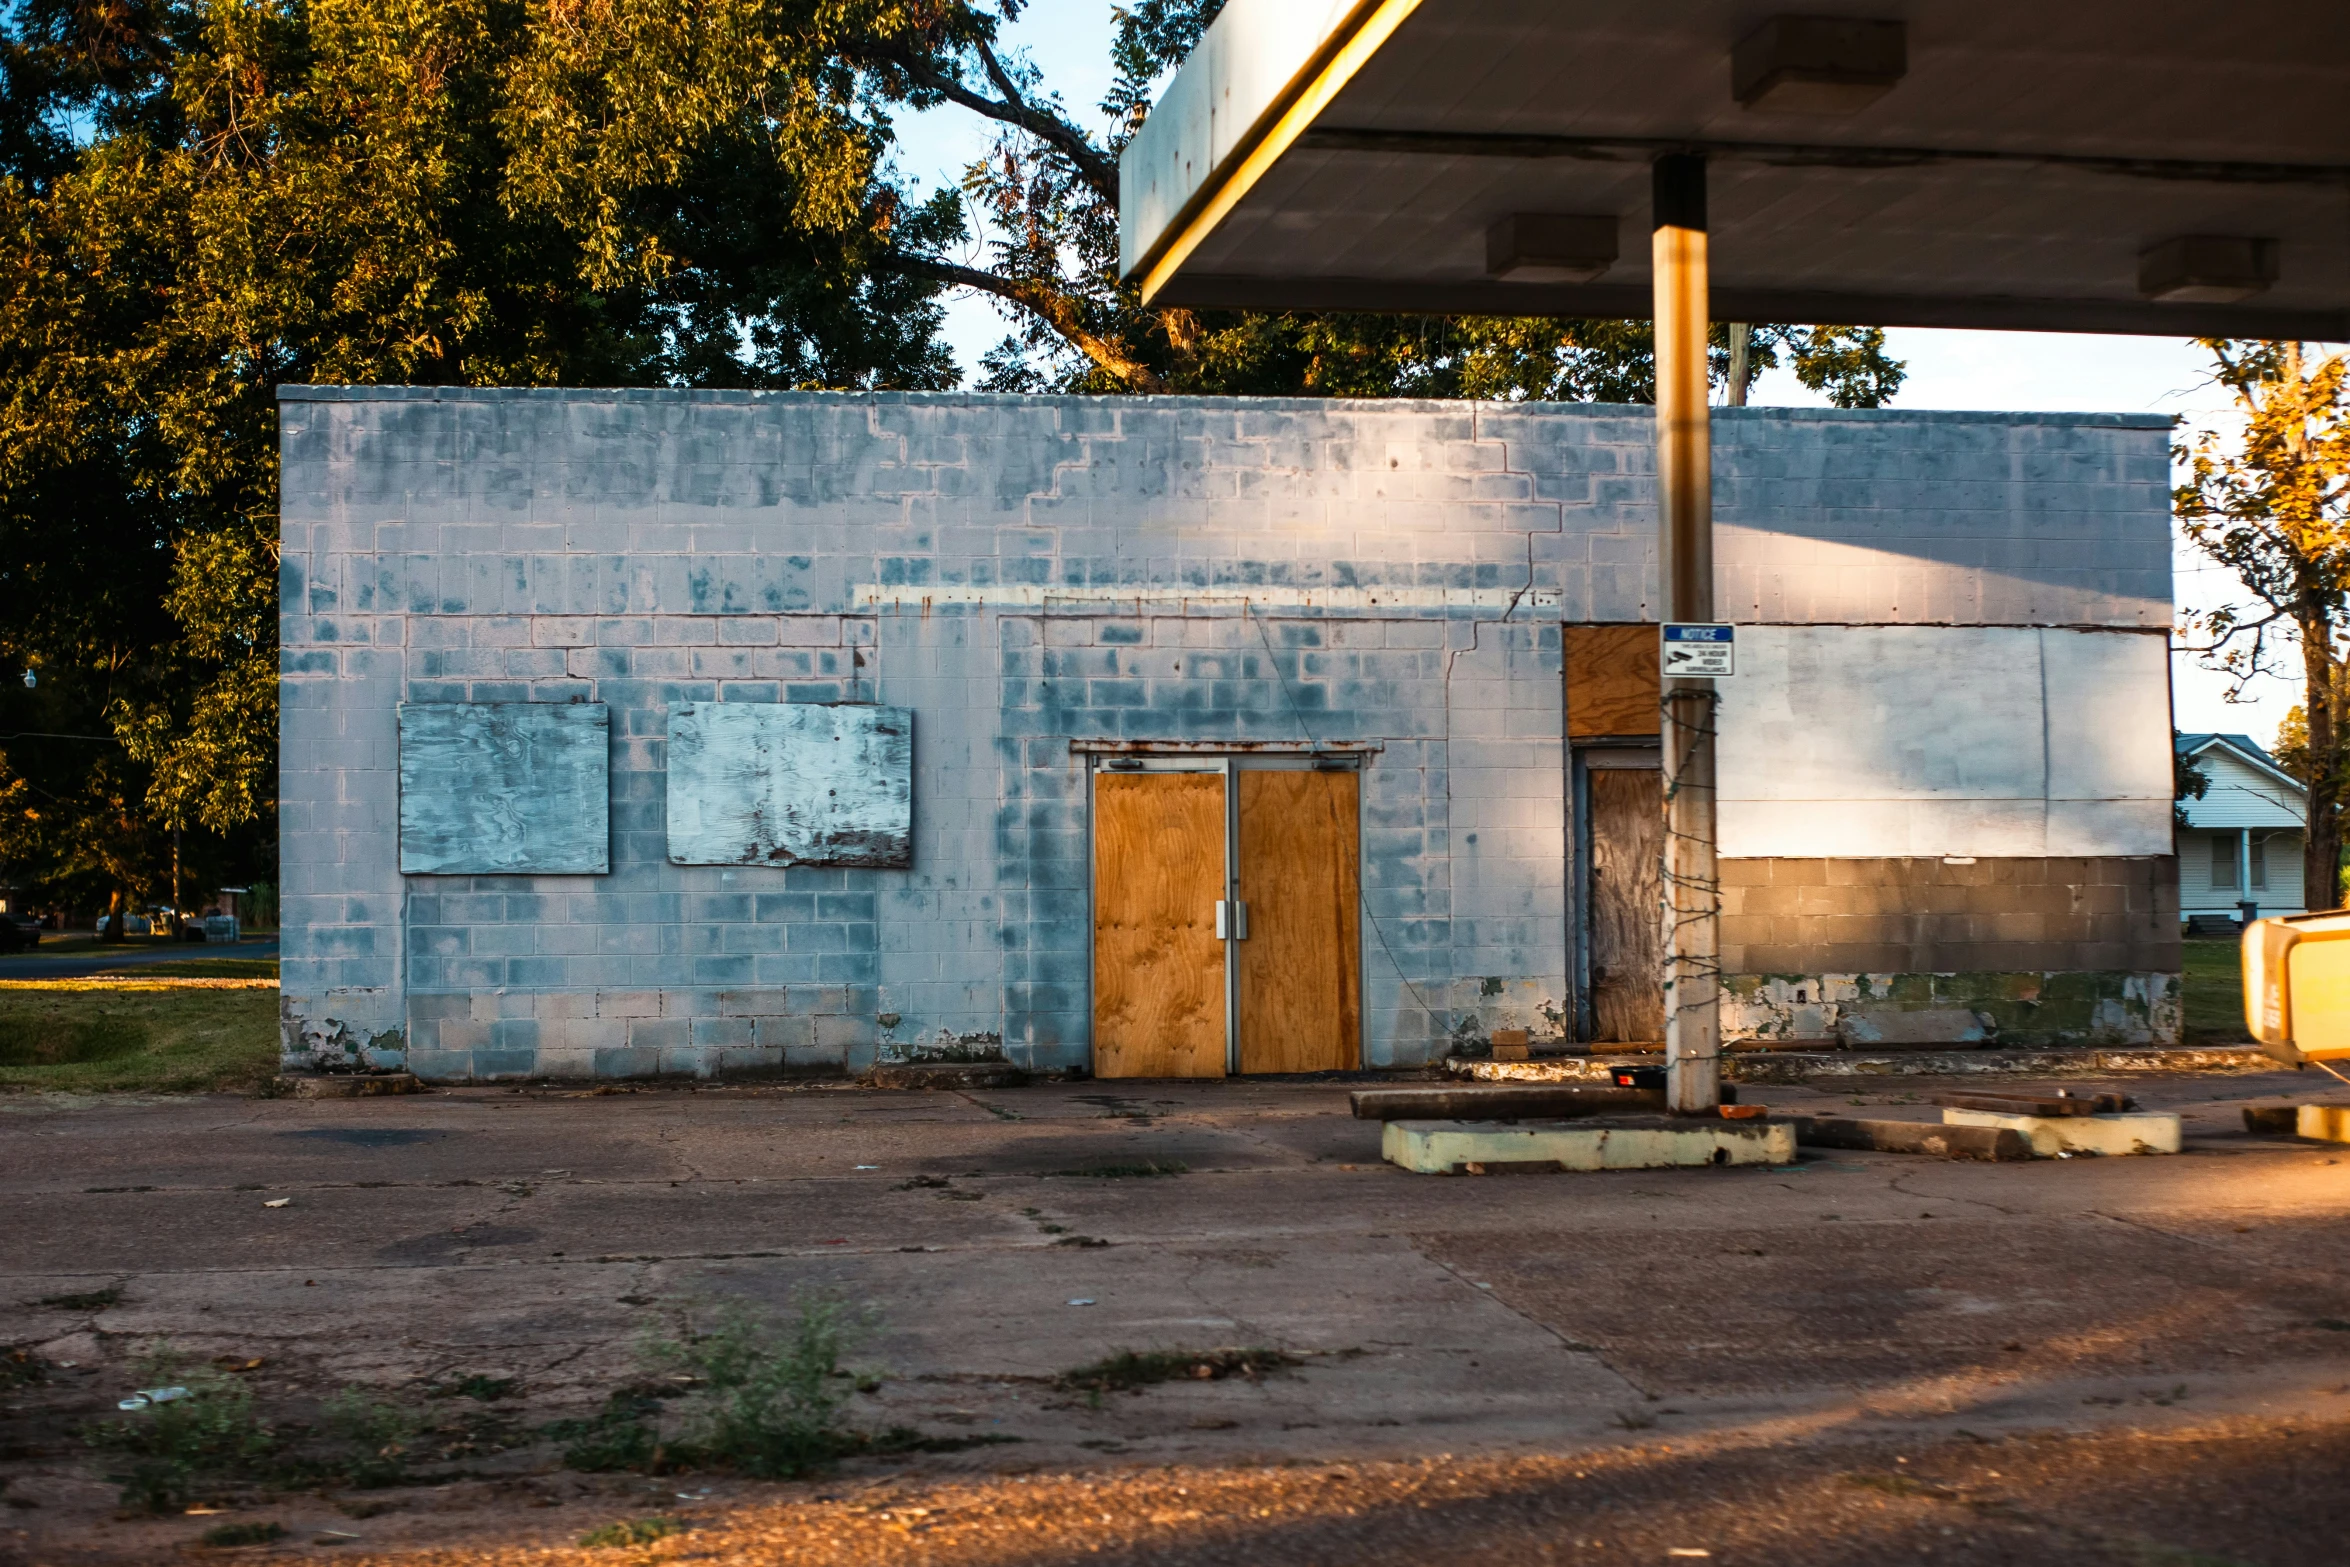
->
xmin=1652 ymin=154 xmax=1722 ymax=1114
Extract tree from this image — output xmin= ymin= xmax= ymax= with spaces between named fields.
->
xmin=858 ymin=0 xmax=1906 ymax=406
xmin=2177 ymin=341 xmax=2350 ymax=911
xmin=0 ymin=0 xmax=960 ymax=915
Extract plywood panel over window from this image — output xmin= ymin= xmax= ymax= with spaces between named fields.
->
xmin=1566 ymin=625 xmax=1660 ymax=739
xmin=398 ymin=703 xmax=610 ymax=875
xmin=666 ymin=703 xmax=913 ymax=867
xmin=1093 ymin=773 xmax=1229 ymax=1079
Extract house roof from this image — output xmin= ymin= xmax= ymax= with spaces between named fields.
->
xmin=2176 ymin=731 xmax=2305 ymax=793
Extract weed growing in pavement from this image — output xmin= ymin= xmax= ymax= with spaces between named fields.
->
xmin=543 ymin=1294 xmax=1014 ymax=1481
xmin=1047 ymin=1161 xmax=1188 ymax=1179
xmin=541 ymin=1387 xmax=670 ymax=1472
xmin=580 ymin=1516 xmax=688 ymax=1547
xmin=86 ymin=1347 xmax=276 ymax=1512
xmin=1057 ymin=1349 xmax=1299 ymax=1396
xmin=1 ymin=1347 xmax=43 ymax=1392
xmin=36 ymin=1285 xmax=122 ymax=1312
xmin=427 ymin=1373 xmax=518 ymax=1401
xmin=647 ymin=1295 xmax=872 ymax=1478
xmin=197 ymin=1520 xmax=285 ymax=1547
xmin=322 ymin=1389 xmax=424 ymax=1487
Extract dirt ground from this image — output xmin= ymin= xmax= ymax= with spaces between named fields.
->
xmin=2 ymin=1069 xmax=2346 ymax=1565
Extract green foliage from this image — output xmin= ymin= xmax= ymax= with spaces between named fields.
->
xmin=0 ymin=0 xmax=960 ymax=910
xmin=895 ymin=0 xmax=1904 ymax=406
xmin=649 ymin=1294 xmax=870 ymax=1479
xmin=544 ymin=1294 xmax=881 ymax=1479
xmin=541 ymin=1387 xmax=667 ymax=1472
xmin=580 ymin=1516 xmax=688 ymax=1548
xmin=86 ymin=1348 xmax=275 ymax=1513
xmin=322 ymin=1388 xmax=423 ymax=1488
xmin=429 ymin=1373 xmax=518 ymax=1402
xmin=2177 ymin=341 xmax=2350 ymax=908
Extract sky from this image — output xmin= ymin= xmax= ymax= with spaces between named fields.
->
xmin=892 ymin=0 xmax=2310 ymax=754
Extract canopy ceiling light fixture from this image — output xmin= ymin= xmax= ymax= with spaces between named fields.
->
xmin=1485 ymin=213 xmax=1620 ymax=282
xmin=2138 ymin=235 xmax=2282 ymax=303
xmin=1731 ymin=15 xmax=1909 ymax=114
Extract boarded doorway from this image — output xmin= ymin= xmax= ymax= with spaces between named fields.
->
xmin=1583 ymin=757 xmax=1664 ymax=1044
xmin=1092 ymin=771 xmax=1228 ymax=1078
xmin=1566 ymin=623 xmax=1664 ymax=1046
xmin=1236 ymin=769 xmax=1361 ymax=1074
xmin=1092 ymin=760 xmax=1362 ymax=1077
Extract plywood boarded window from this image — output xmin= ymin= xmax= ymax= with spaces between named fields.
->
xmin=666 ymin=703 xmax=913 ymax=867
xmin=1566 ymin=625 xmax=1660 ymax=739
xmin=398 ymin=703 xmax=610 ymax=875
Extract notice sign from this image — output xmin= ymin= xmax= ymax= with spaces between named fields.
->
xmin=1661 ymin=623 xmax=1734 ymax=676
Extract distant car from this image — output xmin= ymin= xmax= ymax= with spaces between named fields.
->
xmin=0 ymin=914 xmax=40 ymax=953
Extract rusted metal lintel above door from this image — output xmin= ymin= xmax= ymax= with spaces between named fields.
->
xmin=1068 ymin=739 xmax=1383 ymax=756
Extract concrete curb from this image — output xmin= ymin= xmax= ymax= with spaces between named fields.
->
xmin=273 ymin=1073 xmax=424 ymax=1099
xmin=863 ymin=1061 xmax=1032 ymax=1091
xmin=1450 ymin=1046 xmax=2272 ymax=1085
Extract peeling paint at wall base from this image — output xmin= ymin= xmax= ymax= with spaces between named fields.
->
xmin=1724 ymin=971 xmax=2182 ymax=1048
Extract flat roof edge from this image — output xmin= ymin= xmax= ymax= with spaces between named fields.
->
xmin=273 ymin=386 xmax=2172 ymax=426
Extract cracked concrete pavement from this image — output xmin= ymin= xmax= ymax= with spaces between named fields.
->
xmin=1 ymin=1070 xmax=2346 ymax=1562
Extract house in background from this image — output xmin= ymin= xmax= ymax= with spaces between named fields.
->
xmin=2175 ymin=733 xmax=2308 ymax=922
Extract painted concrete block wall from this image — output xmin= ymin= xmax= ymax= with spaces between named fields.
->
xmin=278 ymin=388 xmax=2172 ymax=1079
xmin=1717 ymin=626 xmax=2174 ymax=858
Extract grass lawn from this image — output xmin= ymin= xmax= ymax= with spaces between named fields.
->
xmin=0 ymin=986 xmax=278 ymax=1094
xmin=2181 ymin=938 xmax=2249 ymax=1045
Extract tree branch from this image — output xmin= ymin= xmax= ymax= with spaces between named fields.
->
xmin=865 ymin=41 xmax=1118 ymax=201
xmin=881 ymin=252 xmax=1161 ymax=392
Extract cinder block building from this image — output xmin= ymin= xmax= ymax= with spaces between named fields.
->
xmin=277 ymin=388 xmax=2179 ymax=1080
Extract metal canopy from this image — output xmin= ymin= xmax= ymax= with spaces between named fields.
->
xmin=1119 ymin=0 xmax=2350 ymax=337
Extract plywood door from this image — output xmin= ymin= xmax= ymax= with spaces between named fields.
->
xmin=1093 ymin=772 xmax=1229 ymax=1078
xmin=1236 ymin=770 xmax=1361 ymax=1074
xmin=1587 ymin=767 xmax=1664 ymax=1043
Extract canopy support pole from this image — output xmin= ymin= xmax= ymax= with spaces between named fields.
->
xmin=1653 ymin=153 xmax=1721 ymax=1114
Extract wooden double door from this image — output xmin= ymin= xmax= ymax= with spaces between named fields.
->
xmin=1092 ymin=762 xmax=1362 ymax=1078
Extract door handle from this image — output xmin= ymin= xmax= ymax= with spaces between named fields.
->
xmin=1215 ymin=900 xmax=1249 ymax=940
